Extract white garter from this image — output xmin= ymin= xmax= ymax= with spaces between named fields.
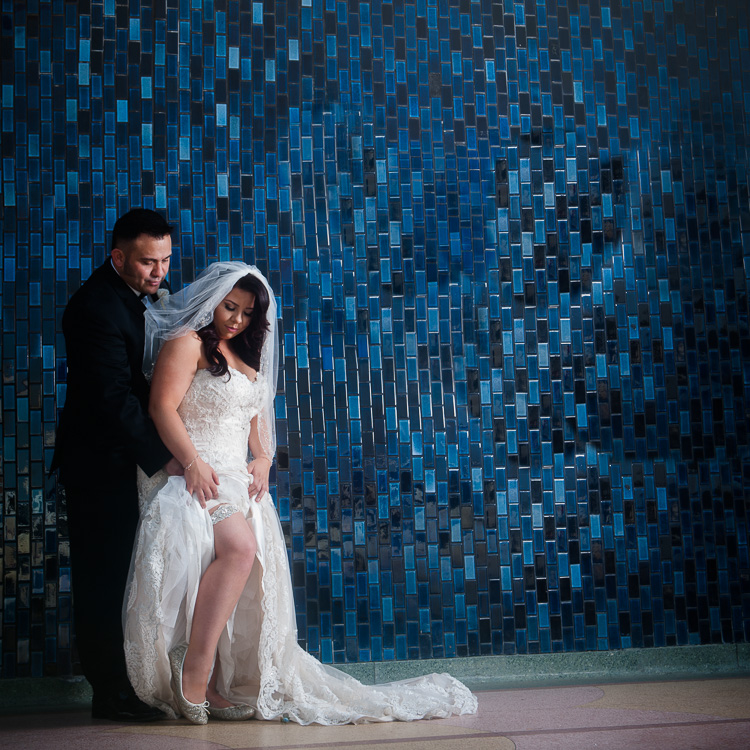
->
xmin=209 ymin=503 xmax=241 ymax=525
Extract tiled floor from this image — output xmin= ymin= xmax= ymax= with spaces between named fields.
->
xmin=2 ymin=677 xmax=749 ymax=749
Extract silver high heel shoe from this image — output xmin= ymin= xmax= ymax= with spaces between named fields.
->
xmin=168 ymin=644 xmax=209 ymax=725
xmin=208 ymin=704 xmax=256 ymax=721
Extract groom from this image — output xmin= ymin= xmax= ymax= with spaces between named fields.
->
xmin=52 ymin=208 xmax=180 ymax=721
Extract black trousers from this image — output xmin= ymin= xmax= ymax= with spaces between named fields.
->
xmin=63 ymin=466 xmax=140 ymax=697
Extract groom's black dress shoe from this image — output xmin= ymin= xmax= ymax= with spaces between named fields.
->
xmin=91 ymin=688 xmax=165 ymax=722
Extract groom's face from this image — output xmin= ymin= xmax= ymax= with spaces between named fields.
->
xmin=112 ymin=233 xmax=172 ymax=296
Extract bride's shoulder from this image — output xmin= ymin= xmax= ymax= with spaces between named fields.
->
xmin=166 ymin=330 xmax=202 ymax=347
xmin=159 ymin=331 xmax=203 ymax=363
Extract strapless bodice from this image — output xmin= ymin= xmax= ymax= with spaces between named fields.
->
xmin=178 ymin=367 xmax=268 ymax=473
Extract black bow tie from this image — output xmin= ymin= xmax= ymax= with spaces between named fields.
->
xmin=138 ymin=292 xmax=147 ymax=300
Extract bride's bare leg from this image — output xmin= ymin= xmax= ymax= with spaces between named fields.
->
xmin=180 ymin=511 xmax=256 ymax=704
xmin=205 ymin=664 xmax=231 ymax=707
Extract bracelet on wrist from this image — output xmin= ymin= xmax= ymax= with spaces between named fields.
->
xmin=184 ymin=454 xmax=200 ymax=471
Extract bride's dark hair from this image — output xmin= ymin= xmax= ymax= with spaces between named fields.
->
xmin=197 ymin=273 xmax=270 ymax=377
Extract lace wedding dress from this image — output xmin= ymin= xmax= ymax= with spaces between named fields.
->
xmin=123 ymin=367 xmax=477 ymax=724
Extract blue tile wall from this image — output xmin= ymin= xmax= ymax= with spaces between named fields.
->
xmin=1 ymin=0 xmax=749 ymax=678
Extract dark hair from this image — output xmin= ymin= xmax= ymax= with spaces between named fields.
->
xmin=111 ymin=208 xmax=174 ymax=251
xmin=198 ymin=273 xmax=270 ymax=377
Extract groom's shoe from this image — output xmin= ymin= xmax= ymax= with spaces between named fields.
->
xmin=92 ymin=688 xmax=165 ymax=722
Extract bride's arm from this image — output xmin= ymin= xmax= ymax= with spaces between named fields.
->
xmin=247 ymin=415 xmax=272 ymax=500
xmin=149 ymin=334 xmax=220 ymax=507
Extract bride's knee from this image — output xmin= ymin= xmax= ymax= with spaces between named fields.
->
xmin=221 ymin=527 xmax=257 ymax=573
xmin=237 ymin=532 xmax=257 ymax=569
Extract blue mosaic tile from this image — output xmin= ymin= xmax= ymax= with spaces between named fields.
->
xmin=1 ymin=0 xmax=750 ymax=678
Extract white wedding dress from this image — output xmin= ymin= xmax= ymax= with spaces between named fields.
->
xmin=123 ymin=366 xmax=477 ymax=724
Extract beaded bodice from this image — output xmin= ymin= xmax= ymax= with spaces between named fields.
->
xmin=178 ymin=367 xmax=268 ymax=473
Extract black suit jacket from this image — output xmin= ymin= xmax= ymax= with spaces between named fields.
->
xmin=51 ymin=259 xmax=172 ymax=484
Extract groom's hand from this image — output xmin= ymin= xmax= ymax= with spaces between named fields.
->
xmin=164 ymin=457 xmax=184 ymax=476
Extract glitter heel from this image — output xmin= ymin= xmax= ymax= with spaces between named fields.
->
xmin=208 ymin=704 xmax=256 ymax=721
xmin=168 ymin=644 xmax=209 ymax=725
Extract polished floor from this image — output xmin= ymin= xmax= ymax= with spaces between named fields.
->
xmin=2 ymin=676 xmax=749 ymax=749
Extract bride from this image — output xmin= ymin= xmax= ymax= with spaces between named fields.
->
xmin=123 ymin=262 xmax=477 ymax=725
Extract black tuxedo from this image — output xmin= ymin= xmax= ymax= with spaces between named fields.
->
xmin=52 ymin=259 xmax=171 ymax=698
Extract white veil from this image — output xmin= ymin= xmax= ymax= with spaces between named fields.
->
xmin=143 ymin=262 xmax=279 ymax=461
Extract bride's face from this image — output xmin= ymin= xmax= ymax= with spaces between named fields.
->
xmin=213 ymin=287 xmax=256 ymax=340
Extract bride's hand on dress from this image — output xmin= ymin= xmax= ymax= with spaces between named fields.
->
xmin=184 ymin=457 xmax=220 ymax=508
xmin=247 ymin=457 xmax=271 ymax=501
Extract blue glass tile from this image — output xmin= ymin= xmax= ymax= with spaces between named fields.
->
xmin=1 ymin=0 xmax=749 ymax=677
